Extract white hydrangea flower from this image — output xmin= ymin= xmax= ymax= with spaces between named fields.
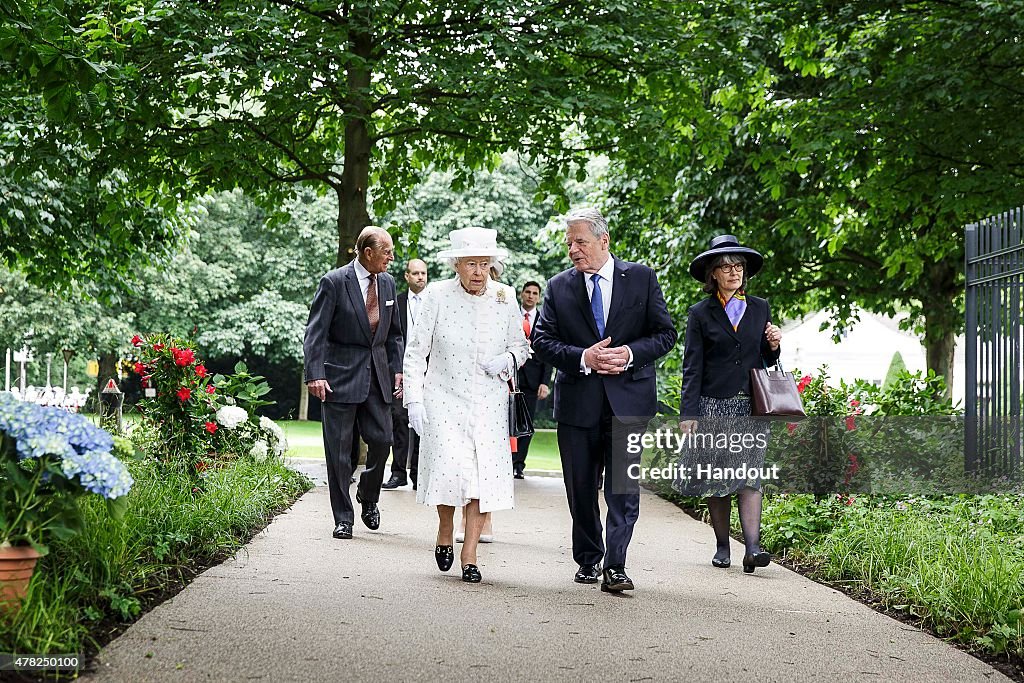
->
xmin=250 ymin=439 xmax=269 ymax=462
xmin=260 ymin=416 xmax=288 ymax=455
xmin=216 ymin=405 xmax=248 ymax=430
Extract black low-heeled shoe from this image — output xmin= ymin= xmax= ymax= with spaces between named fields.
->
xmin=435 ymin=545 xmax=454 ymax=572
xmin=462 ymin=563 xmax=481 ymax=583
xmin=742 ymin=551 xmax=771 ymax=573
xmin=711 ymin=556 xmax=731 ymax=568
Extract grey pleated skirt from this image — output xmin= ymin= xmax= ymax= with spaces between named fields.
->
xmin=672 ymin=395 xmax=769 ymax=497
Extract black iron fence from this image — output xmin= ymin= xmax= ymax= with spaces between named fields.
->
xmin=965 ymin=207 xmax=1024 ymax=474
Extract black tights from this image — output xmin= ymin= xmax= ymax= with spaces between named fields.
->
xmin=707 ymin=487 xmax=763 ymax=561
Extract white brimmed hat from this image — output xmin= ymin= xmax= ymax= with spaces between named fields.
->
xmin=436 ymin=227 xmax=508 ymax=260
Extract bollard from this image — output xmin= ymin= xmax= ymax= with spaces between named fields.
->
xmin=100 ymin=378 xmax=124 ymax=433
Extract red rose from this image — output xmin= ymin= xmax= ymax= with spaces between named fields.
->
xmin=205 ymin=385 xmax=216 ymax=394
xmin=195 ymin=364 xmax=207 ymax=378
xmin=177 ymin=387 xmax=192 ymax=401
xmin=153 ymin=343 xmax=165 ymax=352
xmin=796 ymin=375 xmax=812 ymax=393
xmin=204 ymin=421 xmax=218 ymax=434
xmin=131 ymin=334 xmax=143 ymax=346
xmin=133 ymin=362 xmax=146 ymax=375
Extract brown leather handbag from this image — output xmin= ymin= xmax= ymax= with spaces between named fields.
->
xmin=750 ymin=361 xmax=806 ymax=417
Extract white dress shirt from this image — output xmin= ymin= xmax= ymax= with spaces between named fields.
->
xmin=408 ymin=292 xmax=423 ymax=329
xmin=353 ymin=258 xmax=376 ymax=303
xmin=580 ymin=256 xmax=633 ymax=374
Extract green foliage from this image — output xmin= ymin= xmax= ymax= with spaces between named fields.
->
xmin=882 ymin=352 xmax=908 ymax=390
xmin=760 ymin=493 xmax=1024 ymax=659
xmin=212 ymin=362 xmax=274 ymax=416
xmin=0 ymin=453 xmax=311 ymax=656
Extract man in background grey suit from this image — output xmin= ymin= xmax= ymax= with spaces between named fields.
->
xmin=304 ymin=227 xmax=405 ymax=539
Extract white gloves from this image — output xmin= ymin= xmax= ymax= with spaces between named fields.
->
xmin=407 ymin=402 xmax=427 ymax=435
xmin=479 ymin=354 xmax=510 ymax=377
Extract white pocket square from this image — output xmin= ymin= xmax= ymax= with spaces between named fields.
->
xmin=385 ymin=300 xmax=394 ymax=306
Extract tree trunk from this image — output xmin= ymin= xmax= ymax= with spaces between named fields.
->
xmin=96 ymin=351 xmax=119 ymax=411
xmin=298 ymin=375 xmax=309 ymax=421
xmin=921 ymin=260 xmax=961 ymax=397
xmin=335 ymin=18 xmax=373 ymax=267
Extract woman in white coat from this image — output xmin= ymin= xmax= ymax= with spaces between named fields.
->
xmin=403 ymin=227 xmax=529 ymax=583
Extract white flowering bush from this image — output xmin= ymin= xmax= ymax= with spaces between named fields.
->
xmin=215 ymin=406 xmax=249 ymax=430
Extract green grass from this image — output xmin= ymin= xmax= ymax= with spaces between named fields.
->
xmin=0 ymin=455 xmax=311 ymax=656
xmin=280 ymin=420 xmax=563 ymax=471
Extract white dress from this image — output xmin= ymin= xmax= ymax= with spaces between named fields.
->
xmin=403 ymin=278 xmax=530 ymax=512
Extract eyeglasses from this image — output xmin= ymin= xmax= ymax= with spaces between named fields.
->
xmin=716 ymin=264 xmax=745 ymax=274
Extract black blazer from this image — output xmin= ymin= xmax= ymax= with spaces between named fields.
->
xmin=533 ymin=258 xmax=677 ymax=428
xmin=679 ymin=294 xmax=780 ymax=417
xmin=519 ymin=309 xmax=552 ymax=392
xmin=303 ymin=261 xmax=404 ymax=404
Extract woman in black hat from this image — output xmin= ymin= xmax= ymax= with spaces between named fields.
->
xmin=676 ymin=235 xmax=783 ymax=573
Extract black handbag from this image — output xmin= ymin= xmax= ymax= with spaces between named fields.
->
xmin=749 ymin=360 xmax=806 ymax=418
xmin=507 ymin=353 xmax=535 ymax=438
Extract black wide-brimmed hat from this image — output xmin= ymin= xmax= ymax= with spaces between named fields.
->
xmin=688 ymin=234 xmax=764 ymax=281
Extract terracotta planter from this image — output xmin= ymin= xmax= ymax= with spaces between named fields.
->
xmin=0 ymin=545 xmax=41 ymax=614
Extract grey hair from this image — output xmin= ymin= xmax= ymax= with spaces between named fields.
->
xmin=564 ymin=208 xmax=609 ymax=238
xmin=447 ymin=255 xmax=495 ymax=271
xmin=703 ymin=254 xmax=748 ymax=294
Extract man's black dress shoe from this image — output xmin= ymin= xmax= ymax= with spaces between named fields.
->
xmin=381 ymin=475 xmax=407 ymax=490
xmin=574 ymin=564 xmax=601 ymax=584
xmin=513 ymin=471 xmax=525 ymax=480
xmin=332 ymin=522 xmax=353 ymax=539
xmin=601 ymin=566 xmax=634 ymax=592
xmin=435 ymin=545 xmax=454 ymax=572
xmin=412 ymin=481 xmax=417 ymax=490
xmin=355 ymin=492 xmax=380 ymax=530
xmin=742 ymin=551 xmax=771 ymax=573
xmin=462 ymin=564 xmax=482 ymax=583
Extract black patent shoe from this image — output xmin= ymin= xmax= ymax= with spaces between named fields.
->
xmin=435 ymin=545 xmax=454 ymax=572
xmin=462 ymin=563 xmax=482 ymax=583
xmin=711 ymin=556 xmax=731 ymax=568
xmin=356 ymin=491 xmax=380 ymax=530
xmin=742 ymin=551 xmax=771 ymax=573
xmin=600 ymin=566 xmax=634 ymax=592
xmin=332 ymin=522 xmax=353 ymax=539
xmin=574 ymin=564 xmax=601 ymax=584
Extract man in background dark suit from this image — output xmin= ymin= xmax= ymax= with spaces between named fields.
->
xmin=513 ymin=280 xmax=551 ymax=479
xmin=533 ymin=208 xmax=677 ymax=593
xmin=304 ymin=227 xmax=404 ymax=540
xmin=382 ymin=258 xmax=428 ymax=490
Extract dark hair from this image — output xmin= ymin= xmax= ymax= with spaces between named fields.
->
xmin=521 ymin=280 xmax=542 ymax=294
xmin=702 ymin=254 xmax=748 ymax=294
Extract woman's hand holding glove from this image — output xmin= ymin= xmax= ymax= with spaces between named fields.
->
xmin=407 ymin=402 xmax=427 ymax=435
xmin=479 ymin=354 xmax=511 ymax=377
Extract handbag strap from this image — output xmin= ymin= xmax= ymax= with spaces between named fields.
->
xmin=507 ymin=352 xmax=520 ymax=392
xmin=761 ymin=357 xmax=785 ymax=374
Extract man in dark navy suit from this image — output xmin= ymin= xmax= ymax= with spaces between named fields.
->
xmin=382 ymin=258 xmax=428 ymax=490
xmin=533 ymin=208 xmax=677 ymax=593
xmin=304 ymin=227 xmax=404 ymax=539
xmin=513 ymin=280 xmax=551 ymax=479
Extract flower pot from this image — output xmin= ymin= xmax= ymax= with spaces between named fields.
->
xmin=0 ymin=545 xmax=41 ymax=614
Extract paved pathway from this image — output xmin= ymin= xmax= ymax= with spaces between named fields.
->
xmin=86 ymin=466 xmax=1008 ymax=682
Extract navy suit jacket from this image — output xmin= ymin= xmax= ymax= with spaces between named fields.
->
xmin=303 ymin=260 xmax=404 ymax=404
xmin=679 ymin=294 xmax=780 ymax=417
xmin=519 ymin=309 xmax=552 ymax=392
xmin=532 ymin=258 xmax=677 ymax=428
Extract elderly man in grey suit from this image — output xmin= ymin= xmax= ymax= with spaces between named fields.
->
xmin=304 ymin=227 xmax=405 ymax=540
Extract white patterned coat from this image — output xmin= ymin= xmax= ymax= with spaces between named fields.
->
xmin=403 ymin=278 xmax=529 ymax=512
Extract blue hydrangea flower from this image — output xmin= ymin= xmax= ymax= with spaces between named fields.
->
xmin=60 ymin=449 xmax=134 ymax=500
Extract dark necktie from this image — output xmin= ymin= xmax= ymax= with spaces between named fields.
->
xmin=366 ymin=273 xmax=379 ymax=335
xmin=590 ymin=273 xmax=605 ymax=337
